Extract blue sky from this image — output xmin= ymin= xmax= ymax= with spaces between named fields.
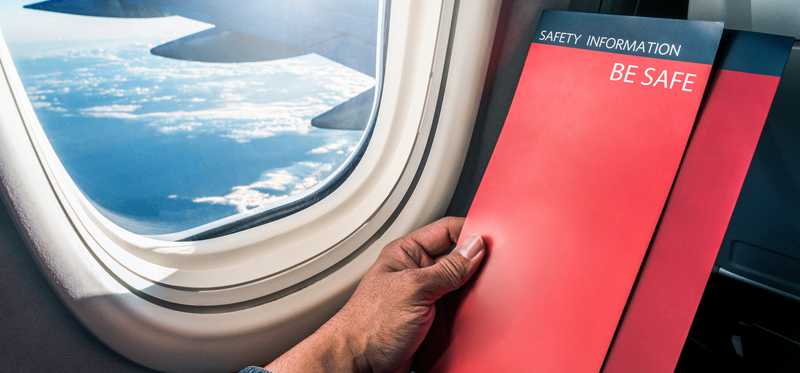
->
xmin=0 ymin=1 xmax=377 ymax=233
xmin=0 ymin=1 xmax=208 ymax=47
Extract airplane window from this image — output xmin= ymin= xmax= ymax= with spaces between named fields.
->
xmin=0 ymin=1 xmax=381 ymax=237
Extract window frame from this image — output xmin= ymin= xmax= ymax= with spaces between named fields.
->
xmin=4 ymin=0 xmax=399 ymax=305
xmin=0 ymin=0 xmax=504 ymax=370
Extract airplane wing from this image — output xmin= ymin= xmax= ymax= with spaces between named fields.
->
xmin=24 ymin=0 xmax=380 ymax=131
xmin=311 ymin=88 xmax=376 ymax=130
xmin=150 ymin=27 xmax=307 ymax=63
xmin=24 ymin=0 xmax=169 ymax=18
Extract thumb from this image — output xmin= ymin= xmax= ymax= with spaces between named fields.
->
xmin=416 ymin=235 xmax=486 ymax=301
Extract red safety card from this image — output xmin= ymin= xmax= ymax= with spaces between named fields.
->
xmin=604 ymin=31 xmax=794 ymax=373
xmin=422 ymin=11 xmax=722 ymax=372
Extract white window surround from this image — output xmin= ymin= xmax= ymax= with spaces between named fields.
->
xmin=0 ymin=0 xmax=501 ymax=372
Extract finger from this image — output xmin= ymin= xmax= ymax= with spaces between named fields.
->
xmin=405 ymin=217 xmax=465 ymax=258
xmin=414 ymin=235 xmax=486 ymax=301
xmin=375 ymin=217 xmax=465 ymax=272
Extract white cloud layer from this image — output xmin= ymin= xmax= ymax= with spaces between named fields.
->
xmin=192 ymin=161 xmax=336 ymax=213
xmin=18 ymin=42 xmax=371 ymax=228
xmin=24 ymin=48 xmax=375 ymax=143
xmin=308 ymin=139 xmax=357 ymax=155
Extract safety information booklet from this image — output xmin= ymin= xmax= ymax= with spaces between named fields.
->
xmin=605 ymin=30 xmax=794 ymax=373
xmin=426 ymin=10 xmax=723 ymax=372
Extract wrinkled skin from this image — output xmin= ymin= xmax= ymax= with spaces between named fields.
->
xmin=265 ymin=217 xmax=486 ymax=373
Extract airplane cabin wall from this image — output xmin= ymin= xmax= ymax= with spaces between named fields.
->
xmin=0 ymin=0 xmax=565 ymax=371
xmin=0 ymin=0 xmax=623 ymax=371
xmin=0 ymin=197 xmax=152 ymax=372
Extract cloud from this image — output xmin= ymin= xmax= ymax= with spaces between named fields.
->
xmin=18 ymin=42 xmax=373 ymax=226
xmin=32 ymin=102 xmax=68 ymax=113
xmin=192 ymin=161 xmax=337 ymax=213
xmin=249 ymin=169 xmax=296 ymax=192
xmin=223 ymin=127 xmax=279 ymax=143
xmin=80 ymin=104 xmax=141 ymax=119
xmin=35 ymin=48 xmax=377 ymax=142
xmin=308 ymin=140 xmax=351 ymax=155
xmin=28 ymin=93 xmax=68 ymax=113
xmin=157 ymin=122 xmax=200 ymax=134
xmin=77 ymin=99 xmax=336 ymax=141
xmin=133 ymin=95 xmax=176 ymax=104
xmin=30 ymin=49 xmax=377 ymax=142
xmin=193 ymin=190 xmax=289 ymax=212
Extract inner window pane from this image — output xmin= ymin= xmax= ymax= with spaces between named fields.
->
xmin=0 ymin=1 xmax=380 ymax=236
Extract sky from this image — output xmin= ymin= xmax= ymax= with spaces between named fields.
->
xmin=0 ymin=0 xmax=377 ymax=234
xmin=0 ymin=1 xmax=209 ymax=47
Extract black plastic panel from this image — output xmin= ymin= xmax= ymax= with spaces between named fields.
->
xmin=717 ymin=46 xmax=800 ymax=299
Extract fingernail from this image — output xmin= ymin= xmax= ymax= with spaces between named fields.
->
xmin=457 ymin=235 xmax=484 ymax=260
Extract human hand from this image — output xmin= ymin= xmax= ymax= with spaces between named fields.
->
xmin=265 ymin=217 xmax=485 ymax=373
